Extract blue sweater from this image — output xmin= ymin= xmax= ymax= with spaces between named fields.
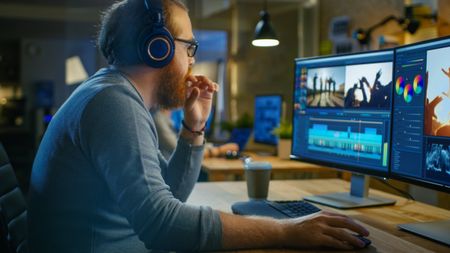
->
xmin=28 ymin=68 xmax=222 ymax=253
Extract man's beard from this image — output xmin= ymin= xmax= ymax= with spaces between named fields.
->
xmin=157 ymin=64 xmax=191 ymax=109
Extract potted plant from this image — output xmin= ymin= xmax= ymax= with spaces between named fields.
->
xmin=273 ymin=121 xmax=292 ymax=159
xmin=220 ymin=113 xmax=253 ymax=151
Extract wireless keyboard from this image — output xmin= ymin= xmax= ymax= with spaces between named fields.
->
xmin=231 ymin=200 xmax=321 ymax=219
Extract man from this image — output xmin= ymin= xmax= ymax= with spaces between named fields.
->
xmin=28 ymin=0 xmax=369 ymax=252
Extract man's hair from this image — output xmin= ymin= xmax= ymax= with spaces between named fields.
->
xmin=97 ymin=0 xmax=188 ymax=66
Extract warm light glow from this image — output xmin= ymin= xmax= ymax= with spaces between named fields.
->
xmin=65 ymin=56 xmax=88 ymax=86
xmin=230 ymin=62 xmax=238 ymax=122
xmin=230 ymin=63 xmax=238 ymax=97
xmin=251 ymin=39 xmax=280 ymax=47
xmin=231 ymin=99 xmax=238 ymax=122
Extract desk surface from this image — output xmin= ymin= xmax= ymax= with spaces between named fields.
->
xmin=202 ymin=153 xmax=336 ymax=181
xmin=187 ymin=179 xmax=450 ymax=253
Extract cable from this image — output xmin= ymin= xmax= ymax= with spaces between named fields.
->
xmin=374 ymin=178 xmax=415 ymax=201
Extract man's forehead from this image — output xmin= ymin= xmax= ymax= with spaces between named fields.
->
xmin=170 ymin=4 xmax=192 ymax=38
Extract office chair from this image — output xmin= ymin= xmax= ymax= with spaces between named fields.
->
xmin=1 ymin=206 xmax=12 ymax=252
xmin=0 ymin=143 xmax=28 ymax=253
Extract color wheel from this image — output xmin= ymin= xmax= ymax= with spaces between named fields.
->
xmin=396 ymin=76 xmax=405 ymax=95
xmin=403 ymin=84 xmax=413 ymax=103
xmin=413 ymin=74 xmax=423 ymax=94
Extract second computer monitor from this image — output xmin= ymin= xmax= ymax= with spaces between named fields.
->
xmin=253 ymin=95 xmax=282 ymax=145
xmin=390 ymin=36 xmax=450 ymax=246
xmin=391 ymin=36 xmax=450 ymax=193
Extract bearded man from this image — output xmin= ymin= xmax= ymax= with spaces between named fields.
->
xmin=28 ymin=1 xmax=369 ymax=252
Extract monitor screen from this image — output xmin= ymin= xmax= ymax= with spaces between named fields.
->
xmin=170 ymin=109 xmax=184 ymax=133
xmin=291 ymin=50 xmax=394 ymax=177
xmin=253 ymin=95 xmax=282 ymax=145
xmin=391 ymin=36 xmax=450 ymax=192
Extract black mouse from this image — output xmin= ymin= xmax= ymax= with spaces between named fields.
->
xmin=353 ymin=234 xmax=371 ymax=248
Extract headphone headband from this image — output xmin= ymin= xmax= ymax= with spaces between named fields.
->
xmin=144 ymin=0 xmax=164 ymax=26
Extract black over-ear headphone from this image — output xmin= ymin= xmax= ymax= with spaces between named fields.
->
xmin=138 ymin=0 xmax=175 ymax=68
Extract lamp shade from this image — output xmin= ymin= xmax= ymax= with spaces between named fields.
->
xmin=252 ymin=10 xmax=279 ymax=47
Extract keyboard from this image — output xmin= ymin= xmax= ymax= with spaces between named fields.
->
xmin=231 ymin=200 xmax=321 ymax=219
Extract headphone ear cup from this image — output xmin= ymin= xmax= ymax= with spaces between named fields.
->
xmin=138 ymin=27 xmax=175 ymax=68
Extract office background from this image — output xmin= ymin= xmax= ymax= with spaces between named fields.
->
xmin=0 ymin=0 xmax=449 ymax=209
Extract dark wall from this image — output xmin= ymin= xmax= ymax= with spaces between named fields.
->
xmin=231 ymin=2 xmax=299 ymax=124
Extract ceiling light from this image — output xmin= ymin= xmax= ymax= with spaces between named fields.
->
xmin=252 ymin=1 xmax=279 ymax=47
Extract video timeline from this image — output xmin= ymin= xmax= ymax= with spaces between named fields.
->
xmin=306 ymin=117 xmax=389 ymax=168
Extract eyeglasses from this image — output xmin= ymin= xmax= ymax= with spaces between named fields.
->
xmin=174 ymin=37 xmax=199 ymax=57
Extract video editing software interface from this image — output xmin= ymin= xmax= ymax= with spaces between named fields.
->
xmin=391 ymin=37 xmax=450 ymax=190
xmin=253 ymin=95 xmax=282 ymax=145
xmin=292 ymin=51 xmax=394 ymax=174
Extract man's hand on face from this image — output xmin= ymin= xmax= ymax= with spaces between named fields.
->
xmin=183 ymin=75 xmax=219 ymax=131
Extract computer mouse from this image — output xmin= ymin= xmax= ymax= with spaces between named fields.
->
xmin=353 ymin=234 xmax=371 ymax=248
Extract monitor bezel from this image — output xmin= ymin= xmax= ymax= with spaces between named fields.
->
xmin=253 ymin=94 xmax=284 ymax=146
xmin=290 ymin=49 xmax=395 ymax=179
xmin=389 ymin=35 xmax=450 ymax=194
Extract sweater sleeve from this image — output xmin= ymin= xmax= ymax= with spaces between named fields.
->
xmin=78 ymin=86 xmax=222 ymax=251
xmin=163 ymin=136 xmax=205 ymax=202
xmin=151 ymin=110 xmax=178 ymax=160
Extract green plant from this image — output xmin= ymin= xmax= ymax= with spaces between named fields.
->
xmin=220 ymin=113 xmax=253 ymax=132
xmin=235 ymin=112 xmax=253 ymax=128
xmin=220 ymin=121 xmax=234 ymax=132
xmin=273 ymin=121 xmax=292 ymax=139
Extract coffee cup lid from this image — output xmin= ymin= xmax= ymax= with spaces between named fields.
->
xmin=244 ymin=161 xmax=272 ymax=170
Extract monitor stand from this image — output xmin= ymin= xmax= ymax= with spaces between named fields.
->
xmin=398 ymin=220 xmax=450 ymax=246
xmin=304 ymin=173 xmax=396 ymax=209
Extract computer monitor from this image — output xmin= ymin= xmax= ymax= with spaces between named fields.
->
xmin=170 ymin=109 xmax=184 ymax=133
xmin=291 ymin=50 xmax=396 ymax=209
xmin=391 ymin=36 xmax=450 ymax=246
xmin=253 ymin=95 xmax=283 ymax=145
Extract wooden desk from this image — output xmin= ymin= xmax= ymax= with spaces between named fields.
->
xmin=187 ymin=179 xmax=450 ymax=253
xmin=202 ymin=153 xmax=337 ymax=181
